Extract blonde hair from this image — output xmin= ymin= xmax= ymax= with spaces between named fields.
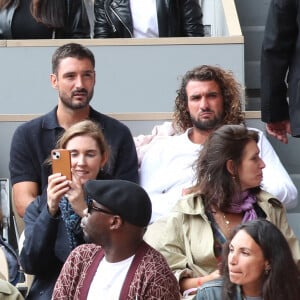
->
xmin=47 ymin=120 xmax=109 ymax=165
xmin=58 ymin=120 xmax=108 ymax=156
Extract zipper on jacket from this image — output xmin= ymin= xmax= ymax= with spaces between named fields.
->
xmin=109 ymin=6 xmax=133 ymax=37
xmin=104 ymin=8 xmax=117 ymax=33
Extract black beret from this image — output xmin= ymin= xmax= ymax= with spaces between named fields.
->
xmin=84 ymin=179 xmax=152 ymax=227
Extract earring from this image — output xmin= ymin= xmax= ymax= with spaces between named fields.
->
xmin=265 ymin=266 xmax=271 ymax=275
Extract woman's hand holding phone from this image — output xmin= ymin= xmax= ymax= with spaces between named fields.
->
xmin=47 ymin=173 xmax=70 ymax=216
xmin=64 ymin=170 xmax=87 ymax=217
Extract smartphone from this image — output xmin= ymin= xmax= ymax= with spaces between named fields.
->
xmin=51 ymin=149 xmax=72 ymax=180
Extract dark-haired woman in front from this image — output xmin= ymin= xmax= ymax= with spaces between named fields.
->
xmin=196 ymin=219 xmax=300 ymax=300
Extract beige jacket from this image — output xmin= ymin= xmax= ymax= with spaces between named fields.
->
xmin=0 ymin=279 xmax=24 ymax=300
xmin=144 ymin=190 xmax=300 ymax=281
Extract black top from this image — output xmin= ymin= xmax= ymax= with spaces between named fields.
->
xmin=261 ymin=0 xmax=300 ymax=136
xmin=0 ymin=0 xmax=90 ymax=39
xmin=11 ymin=0 xmax=52 ymax=39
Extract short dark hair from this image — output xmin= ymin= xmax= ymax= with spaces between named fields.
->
xmin=173 ymin=65 xmax=245 ymax=132
xmin=222 ymin=219 xmax=300 ymax=300
xmin=195 ymin=124 xmax=259 ymax=211
xmin=52 ymin=43 xmax=95 ymax=74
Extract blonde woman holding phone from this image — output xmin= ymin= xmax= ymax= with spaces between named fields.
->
xmin=20 ymin=120 xmax=112 ymax=299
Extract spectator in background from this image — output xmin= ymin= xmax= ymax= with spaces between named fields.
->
xmin=52 ymin=179 xmax=181 ymax=299
xmin=195 ymin=219 xmax=300 ymax=300
xmin=0 ymin=0 xmax=90 ymax=39
xmin=261 ymin=0 xmax=300 ymax=143
xmin=20 ymin=120 xmax=112 ymax=299
xmin=9 ymin=43 xmax=138 ymax=218
xmin=144 ymin=125 xmax=300 ymax=296
xmin=0 ymin=208 xmax=21 ymax=287
xmin=94 ymin=0 xmax=204 ymax=38
xmin=140 ymin=65 xmax=297 ymax=224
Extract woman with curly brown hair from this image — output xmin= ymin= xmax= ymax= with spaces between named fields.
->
xmin=0 ymin=0 xmax=90 ymax=39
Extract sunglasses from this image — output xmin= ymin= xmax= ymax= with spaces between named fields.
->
xmin=87 ymin=201 xmax=115 ymax=215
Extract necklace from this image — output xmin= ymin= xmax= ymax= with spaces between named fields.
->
xmin=211 ymin=207 xmax=232 ymax=236
xmin=223 ymin=213 xmax=231 ymax=232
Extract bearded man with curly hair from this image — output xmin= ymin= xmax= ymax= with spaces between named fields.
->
xmin=140 ymin=65 xmax=297 ymax=224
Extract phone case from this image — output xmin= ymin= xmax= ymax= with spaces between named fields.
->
xmin=51 ymin=149 xmax=72 ymax=180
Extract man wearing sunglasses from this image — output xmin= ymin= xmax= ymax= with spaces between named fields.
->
xmin=52 ymin=179 xmax=180 ymax=299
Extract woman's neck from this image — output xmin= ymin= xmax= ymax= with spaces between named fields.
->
xmin=242 ymin=281 xmax=262 ymax=299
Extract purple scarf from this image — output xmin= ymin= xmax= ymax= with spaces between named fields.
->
xmin=226 ymin=191 xmax=258 ymax=223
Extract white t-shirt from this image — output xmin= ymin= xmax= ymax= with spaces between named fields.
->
xmin=140 ymin=129 xmax=202 ymax=222
xmin=130 ymin=0 xmax=159 ymax=37
xmin=87 ymin=255 xmax=134 ymax=299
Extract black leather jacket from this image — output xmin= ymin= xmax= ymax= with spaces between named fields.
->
xmin=0 ymin=0 xmax=90 ymax=39
xmin=94 ymin=0 xmax=204 ymax=38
